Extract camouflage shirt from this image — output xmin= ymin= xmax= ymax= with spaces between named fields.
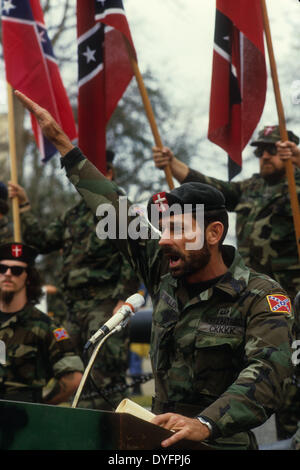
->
xmin=0 ymin=303 xmax=84 ymax=400
xmin=182 ymin=168 xmax=300 ymax=299
xmin=0 ymin=216 xmax=13 ymax=244
xmin=21 ymin=199 xmax=139 ymax=307
xmin=61 ymin=148 xmax=294 ymax=446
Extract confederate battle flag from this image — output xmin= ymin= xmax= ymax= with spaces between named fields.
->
xmin=1 ymin=0 xmax=77 ymax=161
xmin=77 ymin=0 xmax=136 ymax=173
xmin=208 ymin=0 xmax=267 ymax=179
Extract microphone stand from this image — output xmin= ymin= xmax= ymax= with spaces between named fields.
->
xmin=71 ymin=322 xmax=126 ymax=409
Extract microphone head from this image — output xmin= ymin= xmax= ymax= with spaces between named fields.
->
xmin=126 ymin=293 xmax=145 ymax=311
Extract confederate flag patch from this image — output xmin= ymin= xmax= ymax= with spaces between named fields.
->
xmin=266 ymin=294 xmax=292 ymax=314
xmin=53 ymin=327 xmax=70 ymax=342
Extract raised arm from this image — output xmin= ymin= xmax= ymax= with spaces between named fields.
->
xmin=15 ymin=90 xmax=74 ymax=157
xmin=15 ymin=90 xmax=163 ymax=294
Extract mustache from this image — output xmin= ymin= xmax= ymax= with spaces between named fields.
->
xmin=161 ymin=247 xmax=184 ymax=259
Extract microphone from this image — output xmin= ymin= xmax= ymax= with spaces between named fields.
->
xmin=84 ymin=293 xmax=145 ymax=350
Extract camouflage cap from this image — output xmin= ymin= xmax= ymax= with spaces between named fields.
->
xmin=0 ymin=243 xmax=38 ymax=265
xmin=147 ymin=182 xmax=226 ymax=222
xmin=251 ymin=125 xmax=299 ymax=146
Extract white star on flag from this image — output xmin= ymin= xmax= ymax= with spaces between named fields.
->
xmin=39 ymin=30 xmax=47 ymax=43
xmin=83 ymin=46 xmax=97 ymax=64
xmin=2 ymin=0 xmax=16 ymax=15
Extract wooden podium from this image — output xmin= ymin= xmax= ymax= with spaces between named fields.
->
xmin=0 ymin=399 xmax=212 ymax=450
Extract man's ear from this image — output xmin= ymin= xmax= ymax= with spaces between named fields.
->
xmin=205 ymin=221 xmax=224 ymax=247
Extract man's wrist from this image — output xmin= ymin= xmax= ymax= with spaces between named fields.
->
xmin=60 ymin=147 xmax=85 ymax=172
xmin=197 ymin=416 xmax=213 ymax=435
xmin=19 ymin=201 xmax=30 ymax=209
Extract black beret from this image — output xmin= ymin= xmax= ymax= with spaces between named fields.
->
xmin=0 ymin=243 xmax=38 ymax=265
xmin=147 ymin=182 xmax=226 ymax=224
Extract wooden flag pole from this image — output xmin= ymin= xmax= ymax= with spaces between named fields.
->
xmin=6 ymin=83 xmax=22 ymax=243
xmin=124 ymin=41 xmax=174 ymax=190
xmin=261 ymin=0 xmax=300 ymax=260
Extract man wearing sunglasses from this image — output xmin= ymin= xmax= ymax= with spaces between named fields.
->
xmin=0 ymin=242 xmax=84 ymax=404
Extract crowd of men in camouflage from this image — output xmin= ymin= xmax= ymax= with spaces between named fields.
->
xmin=8 ymin=90 xmax=300 ymax=450
xmin=8 ymin=159 xmax=140 ymax=410
xmin=0 ymin=242 xmax=83 ymax=404
xmin=153 ymin=126 xmax=300 ymax=300
xmin=58 ymin=146 xmax=294 ymax=449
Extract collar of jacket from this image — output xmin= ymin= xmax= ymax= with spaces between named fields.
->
xmin=0 ymin=303 xmax=34 ymax=328
xmin=211 ymin=245 xmax=250 ymax=299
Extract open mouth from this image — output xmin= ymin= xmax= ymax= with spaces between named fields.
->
xmin=166 ymin=253 xmax=182 ymax=269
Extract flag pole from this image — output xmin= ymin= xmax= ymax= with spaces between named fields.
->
xmin=261 ymin=0 xmax=300 ymax=260
xmin=124 ymin=40 xmax=174 ymax=190
xmin=6 ymin=83 xmax=22 ymax=243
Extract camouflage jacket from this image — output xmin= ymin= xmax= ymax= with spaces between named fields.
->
xmin=0 ymin=303 xmax=83 ymax=399
xmin=182 ymin=168 xmax=300 ymax=299
xmin=60 ymin=148 xmax=294 ymax=446
xmin=21 ymin=199 xmax=139 ymax=306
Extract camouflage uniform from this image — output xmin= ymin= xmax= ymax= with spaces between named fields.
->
xmin=0 ymin=303 xmax=84 ymax=403
xmin=0 ymin=216 xmax=13 ymax=245
xmin=20 ymin=198 xmax=140 ymax=410
xmin=60 ymin=148 xmax=295 ymax=450
xmin=178 ymin=166 xmax=300 ymax=438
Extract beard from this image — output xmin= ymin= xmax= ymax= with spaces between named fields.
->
xmin=260 ymin=164 xmax=286 ymax=184
xmin=162 ymin=241 xmax=211 ymax=278
xmin=0 ymin=290 xmax=15 ymax=306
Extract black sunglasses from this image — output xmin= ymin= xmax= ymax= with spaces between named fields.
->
xmin=254 ymin=144 xmax=278 ymax=158
xmin=0 ymin=264 xmax=27 ymax=276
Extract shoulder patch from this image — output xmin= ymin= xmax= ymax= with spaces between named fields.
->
xmin=266 ymin=294 xmax=292 ymax=314
xmin=53 ymin=327 xmax=70 ymax=342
